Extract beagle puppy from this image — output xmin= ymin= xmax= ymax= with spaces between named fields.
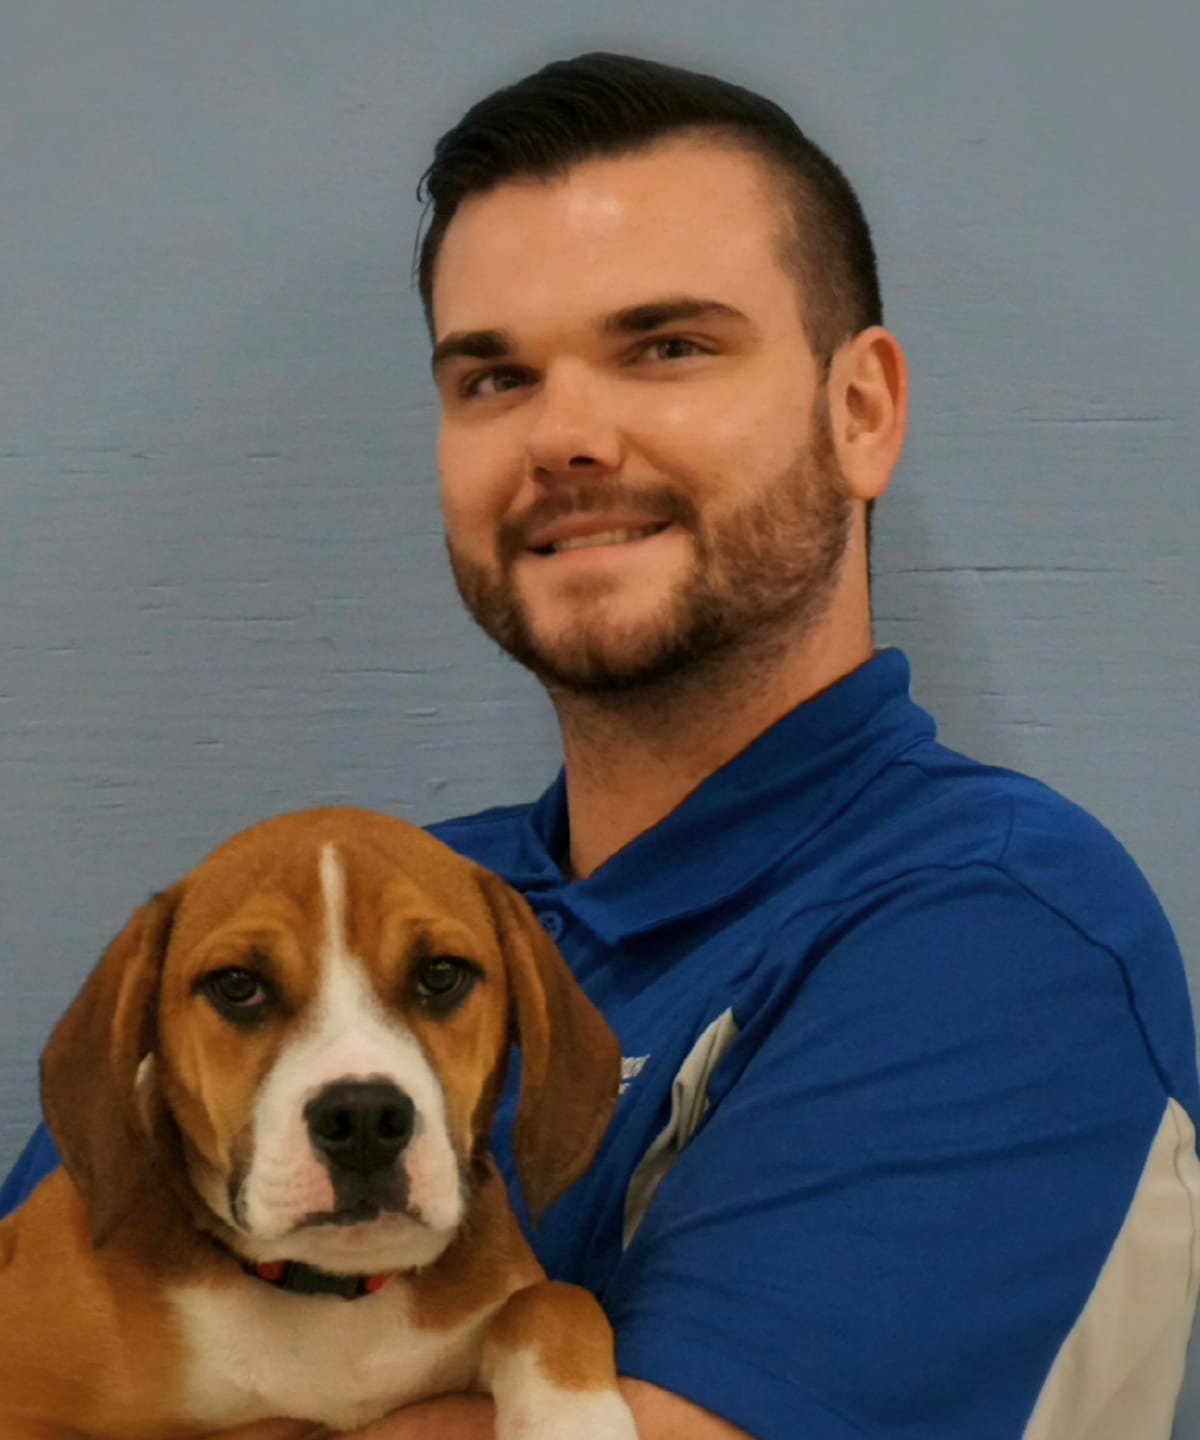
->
xmin=0 ymin=807 xmax=636 ymax=1439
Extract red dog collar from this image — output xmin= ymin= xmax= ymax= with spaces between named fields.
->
xmin=250 ymin=1259 xmax=391 ymax=1300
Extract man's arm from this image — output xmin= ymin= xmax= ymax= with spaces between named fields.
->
xmin=211 ymin=1380 xmax=752 ymax=1440
xmin=353 ymin=1382 xmax=751 ymax=1439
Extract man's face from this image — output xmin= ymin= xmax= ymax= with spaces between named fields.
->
xmin=430 ymin=137 xmax=853 ymax=695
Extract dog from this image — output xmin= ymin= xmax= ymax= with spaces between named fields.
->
xmin=0 ymin=806 xmax=637 ymax=1438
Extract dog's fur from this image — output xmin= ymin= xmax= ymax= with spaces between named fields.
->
xmin=0 ymin=807 xmax=636 ymax=1438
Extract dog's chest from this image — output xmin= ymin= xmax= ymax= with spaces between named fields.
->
xmin=170 ymin=1276 xmax=492 ymax=1430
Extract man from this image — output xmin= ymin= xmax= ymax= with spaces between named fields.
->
xmin=3 ymin=53 xmax=1198 ymax=1440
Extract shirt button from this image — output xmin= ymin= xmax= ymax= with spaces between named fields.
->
xmin=539 ymin=911 xmax=565 ymax=940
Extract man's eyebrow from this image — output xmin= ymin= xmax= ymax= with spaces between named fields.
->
xmin=430 ymin=298 xmax=755 ymax=377
xmin=430 ymin=328 xmax=515 ymax=377
xmin=602 ymin=297 xmax=755 ymax=335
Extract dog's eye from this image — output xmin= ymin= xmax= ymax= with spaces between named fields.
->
xmin=204 ymin=968 xmax=269 ymax=1012
xmin=414 ymin=956 xmax=476 ymax=1013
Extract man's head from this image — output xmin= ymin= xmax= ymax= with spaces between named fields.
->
xmin=422 ymin=54 xmax=906 ymax=699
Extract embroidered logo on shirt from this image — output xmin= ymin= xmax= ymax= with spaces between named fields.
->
xmin=622 ymin=1009 xmax=740 ymax=1247
xmin=619 ymin=1054 xmax=650 ymax=1095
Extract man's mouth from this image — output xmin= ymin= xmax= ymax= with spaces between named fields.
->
xmin=531 ymin=523 xmax=671 ymax=556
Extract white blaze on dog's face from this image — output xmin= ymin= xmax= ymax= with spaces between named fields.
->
xmin=228 ymin=847 xmax=465 ymax=1268
xmin=152 ymin=815 xmax=512 ymax=1276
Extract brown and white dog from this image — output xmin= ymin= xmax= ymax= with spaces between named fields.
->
xmin=0 ymin=807 xmax=637 ymax=1439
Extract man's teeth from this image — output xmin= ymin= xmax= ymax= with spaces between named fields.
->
xmin=550 ymin=525 xmax=663 ymax=553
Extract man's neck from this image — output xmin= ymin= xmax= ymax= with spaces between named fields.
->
xmin=553 ymin=624 xmax=875 ymax=880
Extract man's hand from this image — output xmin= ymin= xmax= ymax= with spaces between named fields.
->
xmin=206 ymin=1423 xmax=326 ymax=1440
xmin=203 ymin=1396 xmax=491 ymax=1440
xmin=205 ymin=1381 xmax=753 ymax=1440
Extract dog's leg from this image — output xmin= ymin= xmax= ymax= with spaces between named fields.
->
xmin=481 ymin=1281 xmax=639 ymax=1440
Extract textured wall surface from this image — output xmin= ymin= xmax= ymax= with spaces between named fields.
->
xmin=2 ymin=1 xmax=1197 ymax=1429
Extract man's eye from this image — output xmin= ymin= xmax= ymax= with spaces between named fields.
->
xmin=462 ymin=366 xmax=529 ymax=399
xmin=645 ymin=336 xmax=705 ymax=362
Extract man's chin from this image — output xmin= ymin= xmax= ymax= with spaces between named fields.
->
xmin=510 ymin=626 xmax=702 ymax=696
xmin=451 ymin=544 xmax=710 ymax=694
xmin=508 ymin=586 xmax=746 ymax=695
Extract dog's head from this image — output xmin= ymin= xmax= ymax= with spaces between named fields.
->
xmin=40 ymin=807 xmax=619 ymax=1273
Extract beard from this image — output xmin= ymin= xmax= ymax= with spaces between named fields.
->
xmin=444 ymin=390 xmax=854 ymax=698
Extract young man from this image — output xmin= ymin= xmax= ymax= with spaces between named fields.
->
xmin=4 ymin=53 xmax=1198 ymax=1440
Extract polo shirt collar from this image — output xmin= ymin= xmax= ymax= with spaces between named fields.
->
xmin=524 ymin=648 xmax=936 ymax=945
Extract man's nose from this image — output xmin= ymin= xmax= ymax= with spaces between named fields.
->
xmin=523 ymin=362 xmax=624 ymax=481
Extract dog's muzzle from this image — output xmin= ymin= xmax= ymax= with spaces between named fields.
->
xmin=303 ymin=1079 xmax=416 ymax=1221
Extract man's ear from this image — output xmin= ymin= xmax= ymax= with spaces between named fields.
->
xmin=40 ymin=884 xmax=182 ymax=1246
xmin=827 ymin=325 xmax=908 ymax=504
xmin=479 ymin=873 xmax=621 ymax=1224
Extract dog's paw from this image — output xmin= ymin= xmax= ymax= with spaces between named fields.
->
xmin=484 ymin=1282 xmax=637 ymax=1439
xmin=495 ymin=1386 xmax=639 ymax=1440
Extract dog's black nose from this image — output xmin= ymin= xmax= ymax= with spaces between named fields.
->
xmin=305 ymin=1080 xmax=415 ymax=1177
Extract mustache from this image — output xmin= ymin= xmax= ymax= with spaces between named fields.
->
xmin=498 ymin=482 xmax=699 ymax=564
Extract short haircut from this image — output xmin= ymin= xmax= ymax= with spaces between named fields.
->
xmin=416 ymin=52 xmax=883 ymax=365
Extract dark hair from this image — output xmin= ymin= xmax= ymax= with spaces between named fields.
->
xmin=416 ymin=52 xmax=882 ymax=551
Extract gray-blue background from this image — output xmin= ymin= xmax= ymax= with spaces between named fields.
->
xmin=2 ymin=2 xmax=1197 ymax=1429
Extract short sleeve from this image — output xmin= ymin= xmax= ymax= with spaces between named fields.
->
xmin=603 ymin=865 xmax=1187 ymax=1440
xmin=0 ymin=1122 xmax=59 ymax=1219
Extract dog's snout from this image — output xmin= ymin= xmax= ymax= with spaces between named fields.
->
xmin=305 ymin=1080 xmax=415 ymax=1177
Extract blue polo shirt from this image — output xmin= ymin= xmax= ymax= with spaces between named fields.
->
xmin=5 ymin=648 xmax=1198 ymax=1438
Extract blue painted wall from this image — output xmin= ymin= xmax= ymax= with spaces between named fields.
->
xmin=2 ymin=2 xmax=1196 ymax=1428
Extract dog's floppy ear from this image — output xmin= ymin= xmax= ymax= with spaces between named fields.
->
xmin=40 ymin=884 xmax=182 ymax=1247
xmin=480 ymin=874 xmax=621 ymax=1224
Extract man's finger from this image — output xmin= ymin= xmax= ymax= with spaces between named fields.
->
xmin=204 ymin=1422 xmax=326 ymax=1440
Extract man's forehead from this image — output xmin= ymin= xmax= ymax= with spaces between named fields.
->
xmin=440 ymin=138 xmax=781 ymax=253
xmin=429 ymin=140 xmax=792 ymax=345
